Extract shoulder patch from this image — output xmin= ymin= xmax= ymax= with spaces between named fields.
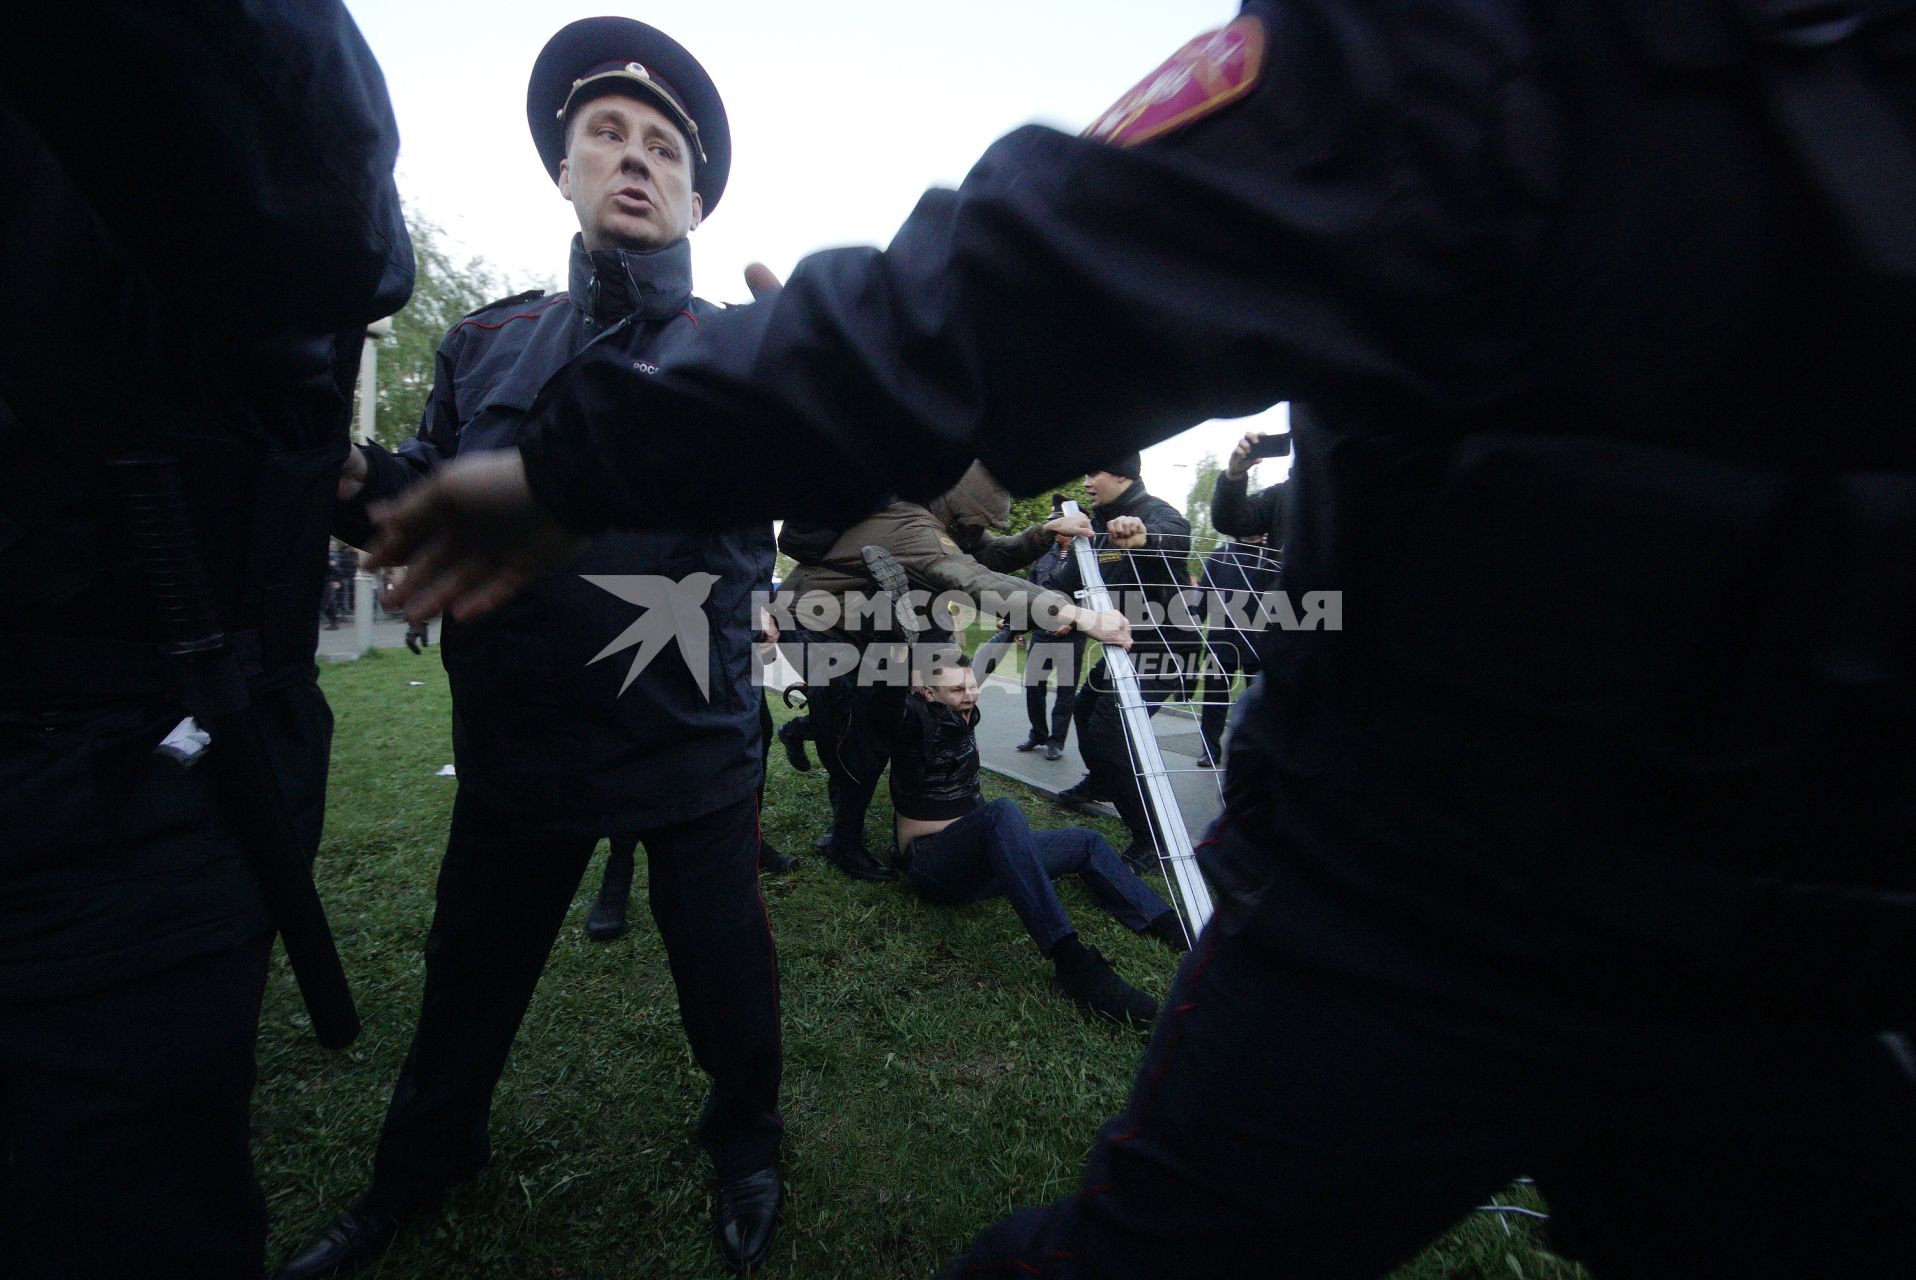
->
xmin=1085 ymin=15 xmax=1266 ymax=148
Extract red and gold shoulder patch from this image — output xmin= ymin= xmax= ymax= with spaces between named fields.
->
xmin=1085 ymin=15 xmax=1267 ymax=148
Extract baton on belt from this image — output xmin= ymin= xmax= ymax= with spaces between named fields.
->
xmin=109 ymin=456 xmax=361 ymax=1049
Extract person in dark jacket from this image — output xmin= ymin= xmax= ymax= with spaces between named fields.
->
xmin=276 ymin=20 xmax=782 ymax=1278
xmin=891 ymin=652 xmax=1182 ymax=1026
xmin=1190 ymin=429 xmax=1288 ymax=764
xmin=1012 ymin=533 xmax=1087 ymax=761
xmin=1052 ymin=456 xmax=1198 ymax=867
xmin=774 ymin=464 xmax=1125 ymax=881
xmin=365 ymin=5 xmax=1916 ymax=1275
xmin=1193 ymin=533 xmax=1281 ymax=766
xmin=0 ymin=5 xmax=412 ymax=1275
xmin=1212 ymin=428 xmax=1291 ymax=547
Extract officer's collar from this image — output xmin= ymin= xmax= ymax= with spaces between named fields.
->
xmin=569 ymin=234 xmax=694 ymax=325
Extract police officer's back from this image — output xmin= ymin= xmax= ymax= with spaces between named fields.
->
xmin=369 ymin=4 xmax=1916 ymax=1274
xmin=0 ymin=4 xmax=411 ymax=1276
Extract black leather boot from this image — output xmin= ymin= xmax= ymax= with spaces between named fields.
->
xmin=713 ymin=1165 xmax=783 ymax=1273
xmin=587 ymin=843 xmax=635 ymax=941
xmin=812 ymin=832 xmax=895 ymax=882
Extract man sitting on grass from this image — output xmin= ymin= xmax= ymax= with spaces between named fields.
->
xmin=889 ymin=650 xmax=1187 ymax=1028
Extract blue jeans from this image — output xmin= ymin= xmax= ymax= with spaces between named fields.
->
xmin=899 ymin=798 xmax=1170 ymax=953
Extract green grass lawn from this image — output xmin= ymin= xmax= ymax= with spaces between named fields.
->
xmin=255 ymin=654 xmax=1584 ymax=1279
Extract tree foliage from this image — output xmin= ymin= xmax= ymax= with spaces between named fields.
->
xmin=1181 ymin=451 xmax=1223 ymax=580
xmin=356 ymin=210 xmax=517 ymax=450
xmin=1007 ymin=477 xmax=1094 ymax=532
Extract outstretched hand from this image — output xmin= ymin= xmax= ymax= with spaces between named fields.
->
xmin=1044 ymin=512 xmax=1093 ymax=540
xmin=365 ymin=449 xmax=581 ymax=623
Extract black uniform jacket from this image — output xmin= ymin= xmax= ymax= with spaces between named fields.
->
xmin=0 ymin=1 xmax=412 ymax=997
xmin=890 ymin=700 xmax=983 ymax=823
xmin=342 ymin=238 xmax=771 ymax=835
xmin=514 ymin=2 xmax=1916 ymax=1021
xmin=1212 ymin=474 xmax=1287 ymax=547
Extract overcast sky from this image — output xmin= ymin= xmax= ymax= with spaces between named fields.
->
xmin=344 ymin=0 xmax=1291 ymax=503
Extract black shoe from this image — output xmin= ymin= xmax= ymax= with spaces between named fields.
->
xmin=272 ymin=1198 xmax=401 ymax=1280
xmin=714 ymin=1166 xmax=783 ymax=1273
xmin=814 ymin=833 xmax=896 ymax=882
xmin=1014 ymin=733 xmax=1046 ymax=753
xmin=1146 ymin=909 xmax=1192 ymax=954
xmin=587 ymin=850 xmax=634 ymax=941
xmin=859 ymin=544 xmax=920 ymax=641
xmin=760 ymin=842 xmax=799 ymax=874
xmin=1051 ymin=947 xmax=1157 ymax=1029
xmin=1056 ymin=777 xmax=1105 ymax=811
xmin=776 ymin=717 xmax=812 ymax=773
xmin=1119 ymin=838 xmax=1157 ymax=876
xmin=586 ymin=897 xmax=630 ymax=941
xmin=1043 ymin=743 xmax=1064 ymax=761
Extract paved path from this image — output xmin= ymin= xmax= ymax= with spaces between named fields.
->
xmin=316 ymin=615 xmax=422 ymax=661
xmin=973 ymin=673 xmax=1224 ymax=845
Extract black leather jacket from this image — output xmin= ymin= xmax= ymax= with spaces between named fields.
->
xmin=890 ymin=698 xmax=982 ymax=822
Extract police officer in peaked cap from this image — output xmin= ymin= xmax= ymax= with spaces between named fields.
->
xmin=275 ymin=18 xmax=784 ymax=1277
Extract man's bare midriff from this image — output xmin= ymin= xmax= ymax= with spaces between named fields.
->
xmin=895 ymin=813 xmax=957 ymax=855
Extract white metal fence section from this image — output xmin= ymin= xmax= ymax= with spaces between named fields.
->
xmin=1061 ymin=502 xmax=1219 ymax=942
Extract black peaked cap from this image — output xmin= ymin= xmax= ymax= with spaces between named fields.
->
xmin=526 ymin=17 xmax=730 ymax=217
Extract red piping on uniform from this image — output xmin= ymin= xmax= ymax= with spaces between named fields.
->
xmin=450 ymin=294 xmax=567 ymax=335
xmin=678 ymin=308 xmax=700 ymax=327
xmin=752 ymin=790 xmax=783 ymax=1083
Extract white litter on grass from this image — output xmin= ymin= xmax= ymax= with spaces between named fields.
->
xmin=435 ymin=764 xmax=456 ymax=777
xmin=409 ymin=681 xmax=426 ymax=686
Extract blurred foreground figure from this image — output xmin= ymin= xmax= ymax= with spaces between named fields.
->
xmin=374 ymin=4 xmax=1916 ymax=1275
xmin=0 ymin=4 xmax=411 ymax=1275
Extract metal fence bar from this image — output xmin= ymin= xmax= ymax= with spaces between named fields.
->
xmin=1062 ymin=501 xmax=1214 ymax=939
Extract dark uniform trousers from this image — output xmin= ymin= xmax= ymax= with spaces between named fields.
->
xmin=787 ymin=623 xmax=949 ymax=852
xmin=1023 ymin=630 xmax=1084 ymax=748
xmin=1194 ymin=638 xmax=1252 ymax=766
xmin=807 ymin=676 xmax=907 ymax=852
xmin=0 ymin=934 xmax=273 ymax=1279
xmin=1071 ymin=652 xmax=1185 ymax=845
xmin=951 ymin=829 xmax=1916 ymax=1280
xmin=369 ymin=787 xmax=781 ymax=1210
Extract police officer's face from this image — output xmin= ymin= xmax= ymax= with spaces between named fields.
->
xmin=558 ymin=95 xmax=702 ymax=252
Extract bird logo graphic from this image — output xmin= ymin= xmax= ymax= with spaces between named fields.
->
xmin=582 ymin=573 xmax=718 ymax=699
